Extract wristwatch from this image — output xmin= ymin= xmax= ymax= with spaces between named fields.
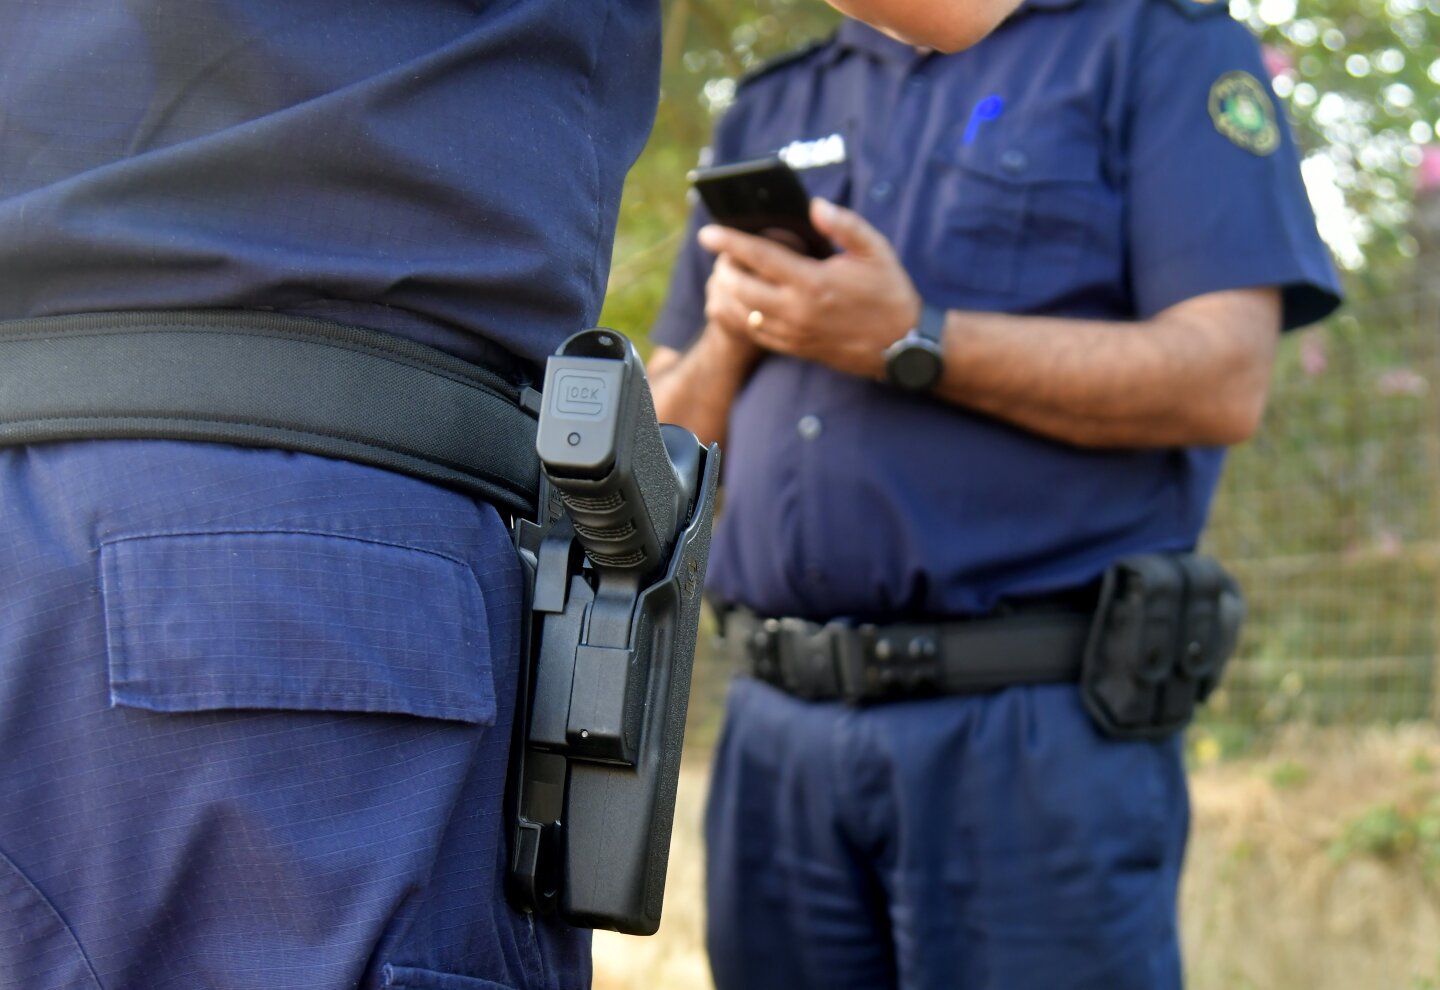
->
xmin=883 ymin=303 xmax=947 ymax=392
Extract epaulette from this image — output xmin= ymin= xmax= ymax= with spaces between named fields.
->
xmin=1156 ymin=0 xmax=1231 ymax=19
xmin=737 ymin=37 xmax=833 ymax=91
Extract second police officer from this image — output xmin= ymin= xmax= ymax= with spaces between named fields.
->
xmin=649 ymin=2 xmax=1342 ymax=988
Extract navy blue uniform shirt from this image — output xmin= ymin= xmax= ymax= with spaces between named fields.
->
xmin=0 ymin=0 xmax=659 ymax=367
xmin=653 ymin=4 xmax=1341 ymax=622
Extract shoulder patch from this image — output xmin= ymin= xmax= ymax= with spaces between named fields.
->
xmin=737 ymin=37 xmax=833 ymax=91
xmin=1158 ymin=0 xmax=1231 ymax=19
xmin=1209 ymin=71 xmax=1280 ymax=156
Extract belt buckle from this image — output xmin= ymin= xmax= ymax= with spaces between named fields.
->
xmin=776 ymin=618 xmax=845 ymax=701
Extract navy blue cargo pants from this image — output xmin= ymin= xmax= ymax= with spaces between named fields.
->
xmin=0 ymin=438 xmax=587 ymax=990
xmin=705 ymin=676 xmax=1189 ymax=990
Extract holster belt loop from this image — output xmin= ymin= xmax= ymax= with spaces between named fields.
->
xmin=0 ymin=310 xmax=541 ymax=517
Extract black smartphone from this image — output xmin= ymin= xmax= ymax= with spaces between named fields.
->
xmin=690 ymin=156 xmax=835 ymax=259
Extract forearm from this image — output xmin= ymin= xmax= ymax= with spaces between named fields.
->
xmin=648 ymin=326 xmax=759 ymax=448
xmin=932 ymin=290 xmax=1281 ymax=448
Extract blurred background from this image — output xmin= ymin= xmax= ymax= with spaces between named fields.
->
xmin=594 ymin=1 xmax=1440 ymax=986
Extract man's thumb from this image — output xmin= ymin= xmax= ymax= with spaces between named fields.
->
xmin=810 ymin=198 xmax=878 ymax=257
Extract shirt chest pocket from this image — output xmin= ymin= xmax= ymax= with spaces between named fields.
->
xmin=919 ymin=120 xmax=1108 ymax=301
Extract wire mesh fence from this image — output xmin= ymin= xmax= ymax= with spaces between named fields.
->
xmin=1202 ymin=283 xmax=1440 ymax=732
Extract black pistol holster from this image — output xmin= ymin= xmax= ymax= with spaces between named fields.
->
xmin=0 ymin=310 xmax=719 ymax=937
xmin=507 ymin=330 xmax=720 ymax=935
xmin=1080 ymin=554 xmax=1244 ymax=740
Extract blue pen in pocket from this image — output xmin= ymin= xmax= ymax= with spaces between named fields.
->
xmin=963 ymin=95 xmax=1005 ymax=146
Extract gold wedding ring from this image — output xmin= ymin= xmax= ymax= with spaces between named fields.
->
xmin=747 ymin=309 xmax=765 ymax=331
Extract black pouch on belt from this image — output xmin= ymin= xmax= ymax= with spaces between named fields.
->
xmin=1079 ymin=553 xmax=1245 ymax=740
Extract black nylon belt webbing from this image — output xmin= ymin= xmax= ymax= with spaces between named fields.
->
xmin=719 ymin=605 xmax=1091 ymax=703
xmin=0 ymin=310 xmax=541 ymax=517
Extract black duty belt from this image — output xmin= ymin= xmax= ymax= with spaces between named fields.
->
xmin=0 ymin=310 xmax=542 ymax=517
xmin=718 ymin=603 xmax=1092 ymax=704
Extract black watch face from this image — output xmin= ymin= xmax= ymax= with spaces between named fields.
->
xmin=886 ymin=341 xmax=943 ymax=391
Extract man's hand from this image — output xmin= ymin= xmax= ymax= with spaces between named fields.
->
xmin=699 ymin=199 xmax=921 ymax=381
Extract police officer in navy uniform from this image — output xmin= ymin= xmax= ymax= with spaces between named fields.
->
xmin=0 ymin=3 xmax=660 ymax=987
xmin=649 ymin=3 xmax=1341 ymax=988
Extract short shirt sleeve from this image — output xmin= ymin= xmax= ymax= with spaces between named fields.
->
xmin=1124 ymin=4 xmax=1342 ymax=330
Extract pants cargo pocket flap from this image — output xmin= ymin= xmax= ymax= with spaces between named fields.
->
xmin=101 ymin=531 xmax=496 ymax=725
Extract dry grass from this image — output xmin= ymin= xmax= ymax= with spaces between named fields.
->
xmin=1185 ymin=724 xmax=1440 ymax=989
xmin=593 ymin=725 xmax=1440 ymax=990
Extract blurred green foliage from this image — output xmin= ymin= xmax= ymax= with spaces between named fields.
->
xmin=1328 ymin=793 xmax=1440 ymax=872
xmin=1240 ymin=0 xmax=1440 ymax=282
xmin=1269 ymin=759 xmax=1314 ymax=788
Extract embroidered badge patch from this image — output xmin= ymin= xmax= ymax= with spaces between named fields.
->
xmin=1209 ymin=72 xmax=1280 ymax=156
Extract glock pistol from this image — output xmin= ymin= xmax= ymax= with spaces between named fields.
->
xmin=508 ymin=328 xmax=720 ymax=936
